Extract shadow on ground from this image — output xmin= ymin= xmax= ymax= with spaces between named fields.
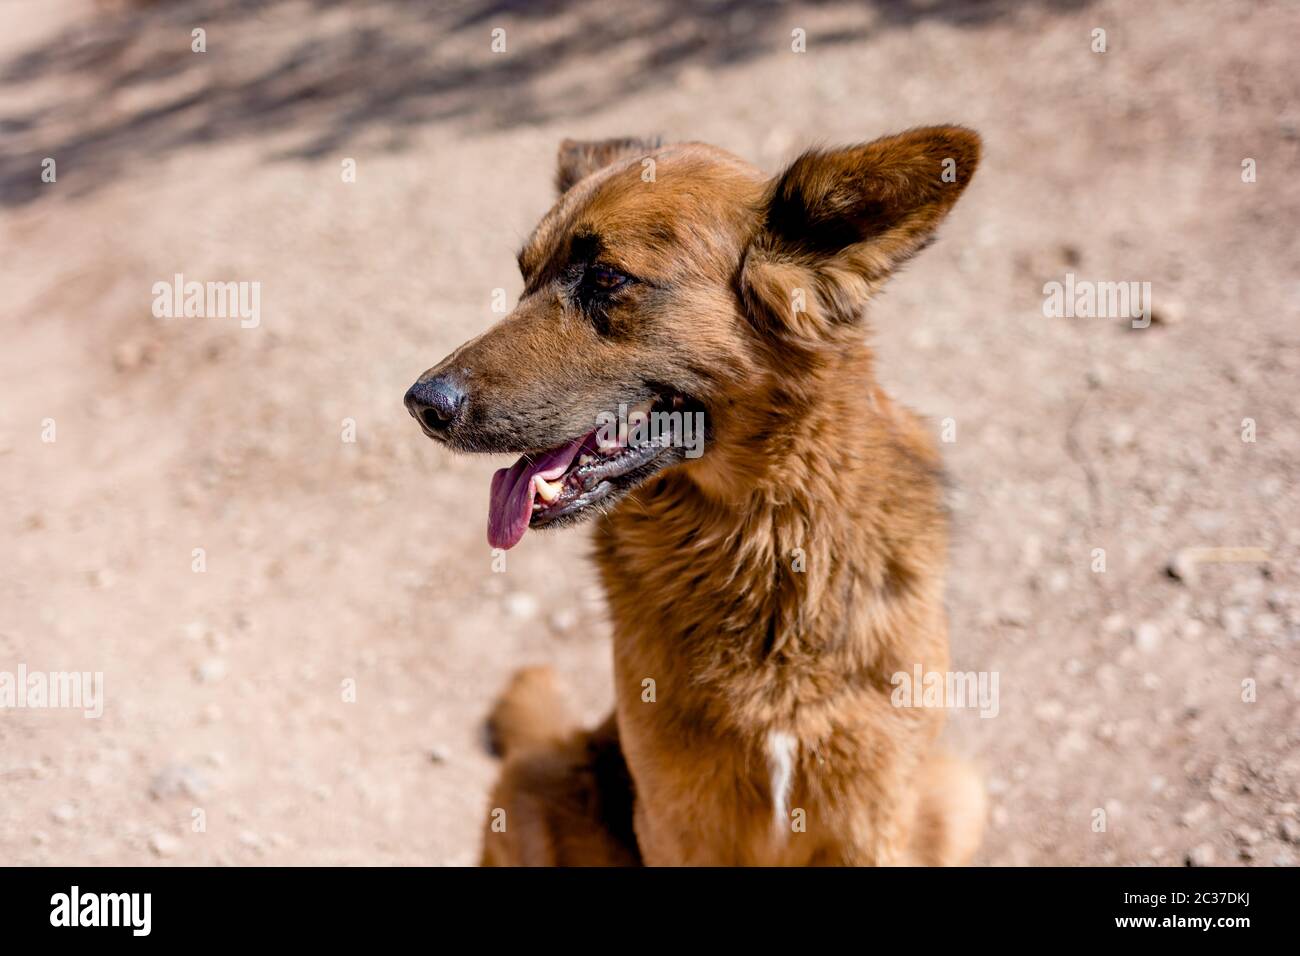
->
xmin=0 ymin=0 xmax=1093 ymax=207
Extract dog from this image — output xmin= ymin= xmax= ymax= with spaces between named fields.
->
xmin=406 ymin=127 xmax=986 ymax=865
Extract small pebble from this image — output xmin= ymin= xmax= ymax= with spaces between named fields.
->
xmin=195 ymin=658 xmax=227 ymax=684
xmin=1180 ymin=802 xmax=1211 ymax=827
xmin=1134 ymin=622 xmax=1162 ymax=654
xmin=1185 ymin=843 xmax=1216 ymax=867
xmin=504 ymin=592 xmax=539 ymax=620
xmin=1034 ymin=700 xmax=1065 ymax=722
xmin=1234 ymin=825 xmax=1262 ymax=846
xmin=150 ymin=765 xmax=210 ymax=801
xmin=149 ymin=832 xmax=179 ymax=858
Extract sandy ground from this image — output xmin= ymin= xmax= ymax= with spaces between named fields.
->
xmin=1 ymin=0 xmax=1297 ymax=866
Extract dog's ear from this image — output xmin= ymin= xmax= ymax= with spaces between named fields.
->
xmin=555 ymin=136 xmax=662 ymax=194
xmin=742 ymin=126 xmax=980 ymax=341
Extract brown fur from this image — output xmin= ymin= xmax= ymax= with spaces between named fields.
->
xmin=480 ymin=667 xmax=640 ymax=866
xmin=414 ymin=128 xmax=986 ymax=865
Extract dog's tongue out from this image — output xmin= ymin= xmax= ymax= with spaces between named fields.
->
xmin=487 ymin=434 xmax=590 ymax=550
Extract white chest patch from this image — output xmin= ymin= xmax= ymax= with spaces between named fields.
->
xmin=765 ymin=731 xmax=798 ymax=839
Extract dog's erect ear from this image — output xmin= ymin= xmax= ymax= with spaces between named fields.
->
xmin=742 ymin=125 xmax=981 ymax=340
xmin=555 ymin=136 xmax=662 ymax=194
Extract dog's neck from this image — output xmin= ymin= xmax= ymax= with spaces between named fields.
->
xmin=597 ymin=342 xmax=947 ymax=668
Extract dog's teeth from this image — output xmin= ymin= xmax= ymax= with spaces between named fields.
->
xmin=579 ymin=454 xmax=594 ymax=466
xmin=535 ymin=477 xmax=562 ymax=503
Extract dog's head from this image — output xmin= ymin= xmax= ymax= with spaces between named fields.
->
xmin=406 ymin=127 xmax=980 ymax=549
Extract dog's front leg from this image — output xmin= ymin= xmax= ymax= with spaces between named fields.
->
xmin=630 ymin=795 xmax=730 ymax=866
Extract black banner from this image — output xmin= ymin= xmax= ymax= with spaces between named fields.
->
xmin=0 ymin=866 xmax=1280 ymax=942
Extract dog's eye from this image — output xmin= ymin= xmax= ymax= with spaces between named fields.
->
xmin=585 ymin=265 xmax=630 ymax=292
xmin=573 ymin=265 xmax=634 ymax=333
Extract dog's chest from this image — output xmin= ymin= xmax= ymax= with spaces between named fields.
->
xmin=593 ymin=486 xmax=948 ymax=862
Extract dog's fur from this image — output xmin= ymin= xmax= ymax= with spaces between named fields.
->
xmin=417 ymin=128 xmax=986 ymax=865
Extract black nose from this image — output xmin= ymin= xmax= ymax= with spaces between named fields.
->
xmin=405 ymin=375 xmax=467 ymax=432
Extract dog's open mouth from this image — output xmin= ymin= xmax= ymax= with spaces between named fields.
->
xmin=487 ymin=393 xmax=696 ymax=550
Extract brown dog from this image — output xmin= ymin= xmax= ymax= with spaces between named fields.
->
xmin=406 ymin=128 xmax=986 ymax=866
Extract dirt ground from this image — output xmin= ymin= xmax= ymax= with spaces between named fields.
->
xmin=1 ymin=0 xmax=1297 ymax=867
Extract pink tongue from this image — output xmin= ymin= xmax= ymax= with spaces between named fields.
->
xmin=487 ymin=435 xmax=590 ymax=550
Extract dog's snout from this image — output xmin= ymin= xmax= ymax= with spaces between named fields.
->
xmin=405 ymin=375 xmax=467 ymax=433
